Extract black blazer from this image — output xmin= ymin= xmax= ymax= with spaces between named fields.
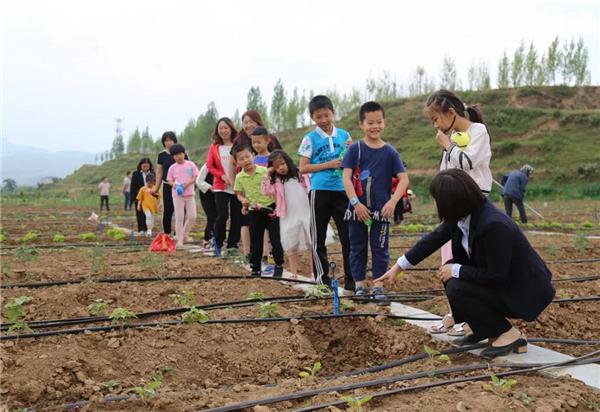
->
xmin=405 ymin=199 xmax=555 ymax=321
xmin=130 ymin=171 xmax=147 ymax=200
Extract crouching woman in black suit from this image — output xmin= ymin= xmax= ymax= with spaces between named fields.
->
xmin=380 ymin=169 xmax=555 ymax=358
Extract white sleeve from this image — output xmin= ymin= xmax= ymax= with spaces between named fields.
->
xmin=396 ymin=255 xmax=413 ymax=270
xmin=195 ymin=164 xmax=212 ymax=193
xmin=445 ymin=125 xmax=490 ymax=170
xmin=298 ymin=135 xmax=313 ymax=158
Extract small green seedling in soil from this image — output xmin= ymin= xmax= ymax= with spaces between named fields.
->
xmin=129 ymin=366 xmax=174 ymax=403
xmin=86 ymin=246 xmax=108 ymax=275
xmin=106 ymin=228 xmax=126 ymax=241
xmin=423 ymin=345 xmax=451 ymax=366
xmin=582 ymin=221 xmax=594 ymax=228
xmin=565 ymin=223 xmax=577 ymax=231
xmin=139 ymin=252 xmax=167 ymax=277
xmin=5 ymin=296 xmax=33 ymax=334
xmin=299 ymin=361 xmax=321 ymax=378
xmin=482 ymin=374 xmax=518 ymax=396
xmin=19 ymin=231 xmax=38 ymax=243
xmin=258 ymin=302 xmax=279 ymax=318
xmin=182 ymin=307 xmax=209 ymax=324
xmin=103 ymin=379 xmax=121 ymax=392
xmin=248 ymin=291 xmax=265 ymax=301
xmin=341 ymin=394 xmax=373 ymax=412
xmin=0 ymin=233 xmax=6 ymax=242
xmin=515 ymin=392 xmax=535 ymax=406
xmin=169 ymin=290 xmax=196 ymax=308
xmin=110 ymin=308 xmax=137 ymax=332
xmin=87 ymin=299 xmax=112 ymax=316
xmin=574 ymin=235 xmax=591 ymax=251
xmin=52 ymin=233 xmax=66 ymax=243
xmin=304 ymin=284 xmax=333 ymax=298
xmin=340 ymin=300 xmax=355 ymax=312
xmin=14 ymin=246 xmax=39 ymax=262
xmin=80 ymin=232 xmax=97 ymax=241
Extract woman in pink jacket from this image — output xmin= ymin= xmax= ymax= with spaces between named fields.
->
xmin=206 ymin=117 xmax=240 ymax=257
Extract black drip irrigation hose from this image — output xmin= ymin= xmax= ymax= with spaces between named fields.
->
xmin=0 ymin=312 xmax=443 ymax=341
xmin=200 ymin=349 xmax=600 ymax=412
xmin=0 ymin=292 xmax=440 ymax=332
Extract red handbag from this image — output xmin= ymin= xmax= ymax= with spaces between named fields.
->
xmin=149 ymin=232 xmax=176 ymax=253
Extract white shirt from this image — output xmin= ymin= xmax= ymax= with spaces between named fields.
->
xmin=215 ymin=145 xmax=234 ymax=194
xmin=397 ymin=215 xmax=471 ymax=279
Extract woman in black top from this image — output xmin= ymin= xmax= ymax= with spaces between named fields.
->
xmin=131 ymin=158 xmax=154 ymax=233
xmin=155 ymin=131 xmax=187 ymax=236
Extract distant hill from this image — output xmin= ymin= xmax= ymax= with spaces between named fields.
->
xmin=1 ymin=140 xmax=96 ymax=186
xmin=45 ymin=86 xmax=600 ymax=199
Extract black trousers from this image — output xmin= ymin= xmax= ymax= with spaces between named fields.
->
xmin=162 ymin=189 xmax=174 ymax=234
xmin=309 ymin=190 xmax=353 ymax=291
xmin=213 ymin=192 xmax=241 ymax=249
xmin=134 ymin=200 xmax=147 ymax=232
xmin=199 ymin=190 xmax=217 ymax=242
xmin=503 ymin=195 xmax=527 ymax=224
xmin=100 ymin=196 xmax=110 ymax=211
xmin=249 ymin=209 xmax=284 ymax=274
xmin=445 ymin=278 xmax=517 ymax=339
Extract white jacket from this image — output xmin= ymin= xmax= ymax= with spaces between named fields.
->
xmin=195 ymin=164 xmax=212 ymax=194
xmin=439 ymin=122 xmax=492 ymax=192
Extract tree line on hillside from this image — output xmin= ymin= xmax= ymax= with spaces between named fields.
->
xmin=98 ymin=36 xmax=591 ymax=162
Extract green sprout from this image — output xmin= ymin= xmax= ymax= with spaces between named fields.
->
xmin=169 ymin=290 xmax=195 ymax=308
xmin=52 ymin=233 xmax=66 ymax=243
xmin=106 ymin=229 xmax=126 ymax=241
xmin=86 ymin=246 xmax=108 ymax=274
xmin=14 ymin=246 xmax=38 ymax=262
xmin=110 ymin=307 xmax=137 ymax=332
xmin=182 ymin=307 xmax=209 ymax=324
xmin=5 ymin=296 xmax=33 ymax=334
xmin=19 ymin=231 xmax=38 ymax=243
xmin=103 ymin=379 xmax=121 ymax=392
xmin=79 ymin=232 xmax=97 ymax=241
xmin=304 ymin=284 xmax=333 ymax=298
xmin=298 ymin=361 xmax=321 ymax=378
xmin=87 ymin=299 xmax=112 ymax=316
xmin=423 ymin=345 xmax=451 ymax=366
xmin=258 ymin=302 xmax=279 ymax=318
xmin=247 ymin=291 xmax=265 ymax=301
xmin=341 ymin=395 xmax=373 ymax=412
xmin=139 ymin=253 xmax=167 ymax=277
xmin=129 ymin=367 xmax=174 ymax=403
xmin=483 ymin=374 xmax=518 ymax=396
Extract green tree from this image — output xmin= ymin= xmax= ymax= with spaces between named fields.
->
xmin=246 ymin=86 xmax=268 ymax=122
xmin=511 ymin=41 xmax=525 ymax=87
xmin=112 ymin=136 xmax=125 ymax=157
xmin=195 ymin=102 xmax=219 ymax=148
xmin=232 ymin=108 xmax=242 ymax=130
xmin=284 ymin=88 xmax=301 ymax=130
xmin=408 ymin=66 xmax=434 ymax=96
xmin=524 ymin=41 xmax=538 ymax=85
xmin=2 ymin=178 xmax=17 ymax=192
xmin=497 ymin=51 xmax=511 ymax=89
xmin=545 ymin=36 xmax=561 ymax=85
xmin=140 ymin=127 xmax=154 ymax=154
xmin=572 ymin=37 xmax=591 ymax=85
xmin=560 ymin=38 xmax=576 ymax=85
xmin=127 ymin=128 xmax=142 ymax=153
xmin=270 ymin=79 xmax=287 ymax=132
xmin=439 ymin=55 xmax=460 ymax=90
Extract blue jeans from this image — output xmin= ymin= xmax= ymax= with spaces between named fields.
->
xmin=348 ymin=219 xmax=390 ymax=282
xmin=124 ymin=192 xmax=132 ymax=210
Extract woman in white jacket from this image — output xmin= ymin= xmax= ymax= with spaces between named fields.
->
xmin=196 ymin=163 xmax=217 ymax=250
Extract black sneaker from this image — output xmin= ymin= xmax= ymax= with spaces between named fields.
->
xmin=251 ymin=270 xmax=261 ymax=277
xmin=273 ymin=265 xmax=283 ymax=278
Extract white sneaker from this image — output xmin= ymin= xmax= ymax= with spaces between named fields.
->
xmin=146 ymin=231 xmax=152 ymax=237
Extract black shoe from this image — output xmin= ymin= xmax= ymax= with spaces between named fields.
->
xmin=318 ymin=274 xmax=332 ymax=287
xmin=344 ymin=277 xmax=356 ymax=293
xmin=251 ymin=270 xmax=261 ymax=277
xmin=273 ymin=265 xmax=283 ymax=278
xmin=480 ymin=338 xmax=528 ymax=359
xmin=452 ymin=334 xmax=487 ymax=346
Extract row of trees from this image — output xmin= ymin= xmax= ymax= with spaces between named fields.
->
xmin=98 ymin=36 xmax=591 ymax=160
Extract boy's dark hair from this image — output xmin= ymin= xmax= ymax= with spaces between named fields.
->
xmin=136 ymin=158 xmax=153 ymax=171
xmin=426 ymin=89 xmax=485 ymax=125
xmin=169 ymin=144 xmax=186 ymax=156
xmin=146 ymin=172 xmax=156 ymax=182
xmin=230 ymin=143 xmax=253 ymax=160
xmin=429 ymin=169 xmax=485 ymax=225
xmin=359 ymin=101 xmax=385 ymax=122
xmin=309 ymin=95 xmax=334 ymax=115
xmin=126 ymin=170 xmax=131 ymax=175
xmin=161 ymin=131 xmax=177 ymax=147
xmin=251 ymin=126 xmax=269 ymax=136
xmin=212 ymin=117 xmax=238 ymax=145
xmin=268 ymin=150 xmax=300 ymax=184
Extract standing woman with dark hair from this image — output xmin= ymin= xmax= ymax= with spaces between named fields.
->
xmin=155 ymin=131 xmax=187 ymax=236
xmin=207 ymin=117 xmax=240 ymax=257
xmin=425 ymin=89 xmax=493 ymax=336
xmin=131 ymin=158 xmax=154 ymax=233
xmin=380 ymin=169 xmax=554 ymax=358
xmin=233 ymin=110 xmax=282 ymax=259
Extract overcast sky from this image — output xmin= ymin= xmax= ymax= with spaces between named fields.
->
xmin=1 ymin=0 xmax=598 ymax=153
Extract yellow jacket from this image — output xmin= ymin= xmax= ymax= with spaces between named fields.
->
xmin=136 ymin=185 xmax=159 ymax=213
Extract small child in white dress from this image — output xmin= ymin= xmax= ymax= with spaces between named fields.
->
xmin=262 ymin=150 xmax=312 ymax=277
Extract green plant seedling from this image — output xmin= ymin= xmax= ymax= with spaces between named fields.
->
xmin=582 ymin=221 xmax=594 ymax=228
xmin=298 ymin=361 xmax=321 ymax=378
xmin=182 ymin=307 xmax=209 ymax=324
xmin=19 ymin=231 xmax=38 ymax=243
xmin=5 ymin=296 xmax=33 ymax=334
xmin=340 ymin=300 xmax=355 ymax=312
xmin=86 ymin=246 xmax=108 ymax=274
xmin=14 ymin=246 xmax=39 ymax=262
xmin=574 ymin=235 xmax=591 ymax=251
xmin=80 ymin=232 xmax=97 ymax=241
xmin=106 ymin=228 xmax=126 ymax=241
xmin=423 ymin=345 xmax=451 ymax=366
xmin=247 ymin=291 xmax=265 ymax=301
xmin=103 ymin=379 xmax=121 ymax=392
xmin=564 ymin=223 xmax=577 ymax=230
xmin=304 ymin=284 xmax=333 ymax=298
xmin=341 ymin=394 xmax=373 ymax=412
xmin=169 ymin=290 xmax=196 ymax=308
xmin=87 ymin=299 xmax=112 ymax=316
xmin=139 ymin=252 xmax=167 ymax=277
xmin=110 ymin=307 xmax=137 ymax=332
xmin=0 ymin=233 xmax=6 ymax=242
xmin=483 ymin=374 xmax=518 ymax=396
xmin=258 ymin=302 xmax=279 ymax=318
xmin=52 ymin=233 xmax=66 ymax=243
xmin=129 ymin=366 xmax=174 ymax=403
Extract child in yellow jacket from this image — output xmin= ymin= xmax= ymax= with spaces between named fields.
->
xmin=136 ymin=173 xmax=160 ymax=236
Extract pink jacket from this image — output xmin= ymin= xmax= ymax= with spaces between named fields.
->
xmin=262 ymin=174 xmax=310 ymax=218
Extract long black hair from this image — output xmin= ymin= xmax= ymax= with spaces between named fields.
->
xmin=268 ymin=150 xmax=300 ymax=184
xmin=136 ymin=157 xmax=154 ymax=172
xmin=426 ymin=89 xmax=490 ymax=139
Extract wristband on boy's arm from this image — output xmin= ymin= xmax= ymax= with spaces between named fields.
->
xmin=350 ymin=197 xmax=359 ymax=206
